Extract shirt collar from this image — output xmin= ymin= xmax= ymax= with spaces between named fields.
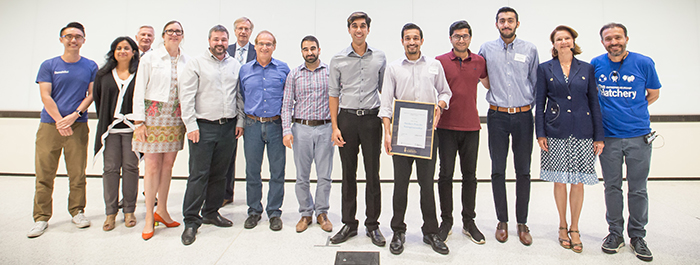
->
xmin=344 ymin=43 xmax=374 ymax=57
xmin=448 ymin=49 xmax=473 ymax=61
xmin=253 ymin=57 xmax=279 ymax=67
xmin=300 ymin=61 xmax=328 ymax=72
xmin=401 ymin=54 xmax=426 ymax=64
xmin=497 ymin=36 xmax=520 ymax=49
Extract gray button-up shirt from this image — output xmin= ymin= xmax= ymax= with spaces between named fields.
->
xmin=379 ymin=55 xmax=452 ymax=119
xmin=478 ymin=37 xmax=539 ymax=107
xmin=328 ymin=44 xmax=386 ymax=109
xmin=179 ymin=49 xmax=244 ymax=133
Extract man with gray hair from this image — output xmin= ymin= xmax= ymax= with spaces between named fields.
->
xmin=179 ymin=25 xmax=244 ymax=245
xmin=135 ymin=25 xmax=154 ymax=56
xmin=223 ymin=16 xmax=257 ymax=207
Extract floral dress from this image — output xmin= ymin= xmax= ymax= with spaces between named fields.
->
xmin=132 ymin=56 xmax=185 ymax=153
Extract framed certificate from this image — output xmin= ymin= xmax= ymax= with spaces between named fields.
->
xmin=389 ymin=100 xmax=436 ymax=159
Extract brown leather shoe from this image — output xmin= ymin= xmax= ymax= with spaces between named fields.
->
xmin=296 ymin=216 xmax=312 ymax=233
xmin=317 ymin=213 xmax=333 ymax=232
xmin=495 ymin=222 xmax=508 ymax=243
xmin=517 ymin=223 xmax=532 ymax=246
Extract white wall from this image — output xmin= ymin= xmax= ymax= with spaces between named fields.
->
xmin=0 ymin=0 xmax=698 ymax=115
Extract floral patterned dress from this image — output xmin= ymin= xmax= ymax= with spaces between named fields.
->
xmin=132 ymin=56 xmax=185 ymax=153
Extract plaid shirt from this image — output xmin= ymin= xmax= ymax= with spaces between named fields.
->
xmin=281 ymin=62 xmax=330 ymax=136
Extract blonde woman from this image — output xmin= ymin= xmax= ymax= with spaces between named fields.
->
xmin=535 ymin=25 xmax=604 ymax=253
xmin=130 ymin=20 xmax=189 ymax=240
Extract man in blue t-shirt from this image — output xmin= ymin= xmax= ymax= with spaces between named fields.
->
xmin=27 ymin=22 xmax=98 ymax=238
xmin=591 ymin=23 xmax=661 ymax=262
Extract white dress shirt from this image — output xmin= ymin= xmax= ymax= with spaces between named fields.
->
xmin=379 ymin=55 xmax=452 ymax=119
xmin=179 ymin=49 xmax=244 ymax=133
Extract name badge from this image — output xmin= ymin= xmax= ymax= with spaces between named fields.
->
xmin=428 ymin=65 xmax=439 ymax=75
xmin=513 ymin=53 xmax=527 ymax=62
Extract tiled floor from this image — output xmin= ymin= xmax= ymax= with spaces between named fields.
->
xmin=1 ymin=176 xmax=698 ymax=264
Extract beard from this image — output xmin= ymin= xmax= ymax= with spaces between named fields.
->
xmin=304 ymin=54 xmax=318 ymax=64
xmin=606 ymin=44 xmax=626 ymax=57
xmin=211 ymin=45 xmax=226 ymax=57
xmin=499 ymin=28 xmax=516 ymax=39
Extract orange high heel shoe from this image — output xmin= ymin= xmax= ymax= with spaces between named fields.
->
xmin=142 ymin=224 xmax=154 ymax=240
xmin=154 ymin=212 xmax=180 ymax=228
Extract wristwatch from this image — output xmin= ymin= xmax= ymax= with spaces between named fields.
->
xmin=74 ymin=109 xmax=84 ymax=117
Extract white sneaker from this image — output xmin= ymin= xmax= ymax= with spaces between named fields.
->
xmin=27 ymin=221 xmax=48 ymax=238
xmin=71 ymin=212 xmax=91 ymax=228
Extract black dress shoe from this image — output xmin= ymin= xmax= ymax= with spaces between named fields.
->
xmin=181 ymin=226 xmax=197 ymax=246
xmin=367 ymin=228 xmax=386 ymax=247
xmin=390 ymin=232 xmax=406 ymax=255
xmin=269 ymin=216 xmax=283 ymax=231
xmin=423 ymin=234 xmax=449 ymax=255
xmin=203 ymin=213 xmax=233 ymax=227
xmin=244 ymin=214 xmax=261 ymax=229
xmin=330 ymin=225 xmax=357 ymax=244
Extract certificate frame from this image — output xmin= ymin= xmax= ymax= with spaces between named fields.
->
xmin=389 ymin=99 xmax=436 ymax=159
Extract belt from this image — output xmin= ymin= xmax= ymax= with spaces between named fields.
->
xmin=197 ymin=118 xmax=236 ymax=124
xmin=246 ymin=114 xmax=280 ymax=122
xmin=489 ymin=104 xmax=531 ymax=114
xmin=341 ymin=107 xmax=379 ymax=116
xmin=294 ymin=119 xmax=331 ymax=126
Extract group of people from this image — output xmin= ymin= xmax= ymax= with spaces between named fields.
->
xmin=26 ymin=6 xmax=660 ymax=262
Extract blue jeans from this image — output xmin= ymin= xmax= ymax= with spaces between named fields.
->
xmin=244 ymin=117 xmax=285 ymax=218
xmin=292 ymin=123 xmax=333 ymax=217
xmin=600 ymin=136 xmax=651 ymax=238
xmin=487 ymin=109 xmax=533 ymax=224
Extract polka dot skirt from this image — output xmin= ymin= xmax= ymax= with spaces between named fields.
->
xmin=540 ymin=135 xmax=599 ymax=185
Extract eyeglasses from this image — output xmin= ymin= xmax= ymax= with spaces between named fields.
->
xmin=164 ymin=29 xmax=183 ymax=36
xmin=61 ymin=34 xmax=84 ymax=41
xmin=451 ymin=34 xmax=471 ymax=41
xmin=257 ymin=42 xmax=274 ymax=48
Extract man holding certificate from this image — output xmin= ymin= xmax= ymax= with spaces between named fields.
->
xmin=378 ymin=23 xmax=452 ymax=255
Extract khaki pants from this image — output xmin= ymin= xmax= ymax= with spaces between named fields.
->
xmin=33 ymin=122 xmax=89 ymax=222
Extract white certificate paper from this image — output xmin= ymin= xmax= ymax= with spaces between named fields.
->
xmin=396 ymin=108 xmax=428 ymax=148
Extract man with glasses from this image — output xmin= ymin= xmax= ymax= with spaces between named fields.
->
xmin=478 ymin=6 xmax=539 ymax=246
xmin=329 ymin=11 xmax=387 ymax=247
xmin=179 ymin=25 xmax=244 ymax=245
xmin=28 ymin=22 xmax=98 ymax=238
xmin=223 ymin=17 xmax=257 ymax=207
xmin=435 ymin=20 xmax=489 ymax=244
xmin=240 ymin=30 xmax=290 ymax=232
xmin=592 ymin=23 xmax=661 ymax=262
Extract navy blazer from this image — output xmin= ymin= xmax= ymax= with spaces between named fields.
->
xmin=535 ymin=57 xmax=604 ymax=141
xmin=226 ymin=42 xmax=256 ymax=63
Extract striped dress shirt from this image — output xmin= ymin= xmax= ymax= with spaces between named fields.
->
xmin=281 ymin=62 xmax=330 ymax=136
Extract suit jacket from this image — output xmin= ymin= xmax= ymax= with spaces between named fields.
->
xmin=535 ymin=57 xmax=604 ymax=141
xmin=227 ymin=42 xmax=256 ymax=63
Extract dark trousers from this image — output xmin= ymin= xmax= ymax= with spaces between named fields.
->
xmin=487 ymin=109 xmax=533 ymax=224
xmin=390 ymin=134 xmax=439 ymax=236
xmin=436 ymin=129 xmax=479 ymax=227
xmin=337 ymin=111 xmax=382 ymax=231
xmin=224 ymin=141 xmax=238 ymax=200
xmin=182 ymin=120 xmax=237 ymax=228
